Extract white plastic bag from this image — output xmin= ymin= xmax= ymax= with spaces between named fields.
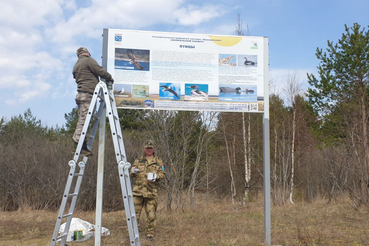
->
xmin=58 ymin=218 xmax=110 ymax=242
xmin=147 ymin=172 xmax=157 ymax=181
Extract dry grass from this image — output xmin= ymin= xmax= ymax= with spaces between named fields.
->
xmin=1 ymin=196 xmax=369 ymax=246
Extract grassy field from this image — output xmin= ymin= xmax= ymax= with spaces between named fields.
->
xmin=1 ymin=197 xmax=369 ymax=246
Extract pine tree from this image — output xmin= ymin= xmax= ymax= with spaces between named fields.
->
xmin=307 ymin=23 xmax=369 ymax=205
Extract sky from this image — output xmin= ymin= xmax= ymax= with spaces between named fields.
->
xmin=0 ymin=0 xmax=368 ymax=127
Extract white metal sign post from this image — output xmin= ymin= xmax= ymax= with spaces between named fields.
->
xmin=95 ymin=106 xmax=106 ymax=246
xmin=263 ymin=39 xmax=271 ymax=246
xmin=94 ymin=32 xmax=108 ymax=246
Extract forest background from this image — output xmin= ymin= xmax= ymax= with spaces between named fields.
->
xmin=1 ymin=23 xmax=369 ymax=216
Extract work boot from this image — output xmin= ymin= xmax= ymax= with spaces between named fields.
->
xmin=80 ymin=149 xmax=92 ymax=156
xmin=72 ymin=141 xmax=92 ymax=156
xmin=81 ymin=141 xmax=92 ymax=156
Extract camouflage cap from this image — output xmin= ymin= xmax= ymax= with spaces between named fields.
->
xmin=76 ymin=47 xmax=89 ymax=57
xmin=144 ymin=140 xmax=155 ymax=148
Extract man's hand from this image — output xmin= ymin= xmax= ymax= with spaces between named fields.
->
xmin=131 ymin=166 xmax=140 ymax=174
xmin=106 ymin=78 xmax=114 ymax=90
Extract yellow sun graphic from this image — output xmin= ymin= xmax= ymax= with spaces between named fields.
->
xmin=209 ymin=36 xmax=242 ymax=47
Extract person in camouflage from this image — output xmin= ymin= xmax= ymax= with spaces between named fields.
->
xmin=131 ymin=140 xmax=165 ymax=241
xmin=72 ymin=47 xmax=113 ymax=155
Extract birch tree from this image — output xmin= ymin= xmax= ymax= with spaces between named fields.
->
xmin=236 ymin=7 xmax=252 ymax=205
xmin=242 ymin=113 xmax=252 ymax=204
xmin=284 ymin=71 xmax=304 ymax=204
xmin=221 ymin=114 xmax=237 ymax=204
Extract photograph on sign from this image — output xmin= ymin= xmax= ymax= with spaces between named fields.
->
xmin=103 ymin=29 xmax=267 ymax=112
xmin=184 ymin=84 xmax=209 ymax=101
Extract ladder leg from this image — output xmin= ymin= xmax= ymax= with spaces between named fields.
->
xmin=119 ymin=161 xmax=141 ymax=246
xmin=73 ymin=87 xmax=104 ymax=157
xmin=51 ymin=82 xmax=141 ymax=246
xmin=50 ymin=85 xmax=104 ymax=246
xmin=50 ymin=161 xmax=77 ymax=245
xmin=50 ymin=159 xmax=86 ymax=245
xmin=103 ymin=83 xmax=141 ymax=245
xmin=60 ymin=160 xmax=87 ymax=245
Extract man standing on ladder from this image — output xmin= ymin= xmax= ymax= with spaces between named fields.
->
xmin=131 ymin=140 xmax=165 ymax=241
xmin=72 ymin=47 xmax=113 ymax=155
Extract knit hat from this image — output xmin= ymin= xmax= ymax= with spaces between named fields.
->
xmin=76 ymin=47 xmax=89 ymax=57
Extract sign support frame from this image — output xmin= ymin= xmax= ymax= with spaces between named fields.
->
xmin=262 ymin=37 xmax=271 ymax=246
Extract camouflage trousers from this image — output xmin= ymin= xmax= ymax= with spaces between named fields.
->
xmin=133 ymin=195 xmax=158 ymax=237
xmin=72 ymin=92 xmax=93 ymax=143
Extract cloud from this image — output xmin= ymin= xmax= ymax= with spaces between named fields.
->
xmin=0 ymin=51 xmax=65 ymax=88
xmin=46 ymin=0 xmax=227 ymax=45
xmin=0 ymin=0 xmax=69 ymax=104
xmin=62 ymin=0 xmax=76 ymax=11
xmin=269 ymin=68 xmax=317 ymax=103
xmin=0 ymin=0 xmax=63 ymax=30
xmin=18 ymin=82 xmax=52 ymax=103
xmin=174 ymin=4 xmax=226 ymax=26
xmin=3 ymin=78 xmax=51 ymax=105
xmin=192 ymin=23 xmax=236 ymax=36
xmin=0 ymin=0 xmax=228 ymax=106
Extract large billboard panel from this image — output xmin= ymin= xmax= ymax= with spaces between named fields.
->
xmin=103 ymin=29 xmax=268 ymax=112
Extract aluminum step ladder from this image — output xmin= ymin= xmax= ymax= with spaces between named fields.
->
xmin=50 ymin=81 xmax=140 ymax=246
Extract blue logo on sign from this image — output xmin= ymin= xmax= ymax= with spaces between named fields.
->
xmin=115 ymin=35 xmax=122 ymax=42
xmin=144 ymin=99 xmax=154 ymax=108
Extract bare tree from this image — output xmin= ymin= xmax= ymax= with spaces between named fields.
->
xmin=135 ymin=110 xmax=216 ymax=210
xmin=185 ymin=112 xmax=217 ymax=207
xmin=235 ymin=7 xmax=250 ymax=36
xmin=242 ymin=113 xmax=252 ymax=204
xmin=221 ymin=116 xmax=237 ymax=204
xmin=236 ymin=7 xmax=252 ymax=205
xmin=283 ymin=71 xmax=304 ymax=204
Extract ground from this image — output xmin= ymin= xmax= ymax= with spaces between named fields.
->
xmin=0 ymin=198 xmax=369 ymax=246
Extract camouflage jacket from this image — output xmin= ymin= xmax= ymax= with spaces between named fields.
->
xmin=131 ymin=154 xmax=165 ymax=198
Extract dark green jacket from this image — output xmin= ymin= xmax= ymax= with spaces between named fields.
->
xmin=131 ymin=154 xmax=165 ymax=198
xmin=73 ymin=55 xmax=112 ymax=94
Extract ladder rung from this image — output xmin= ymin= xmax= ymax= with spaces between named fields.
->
xmin=62 ymin=213 xmax=73 ymax=218
xmin=74 ymin=173 xmax=83 ymax=176
xmin=56 ymin=232 xmax=68 ymax=240
xmin=68 ymin=193 xmax=78 ymax=197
